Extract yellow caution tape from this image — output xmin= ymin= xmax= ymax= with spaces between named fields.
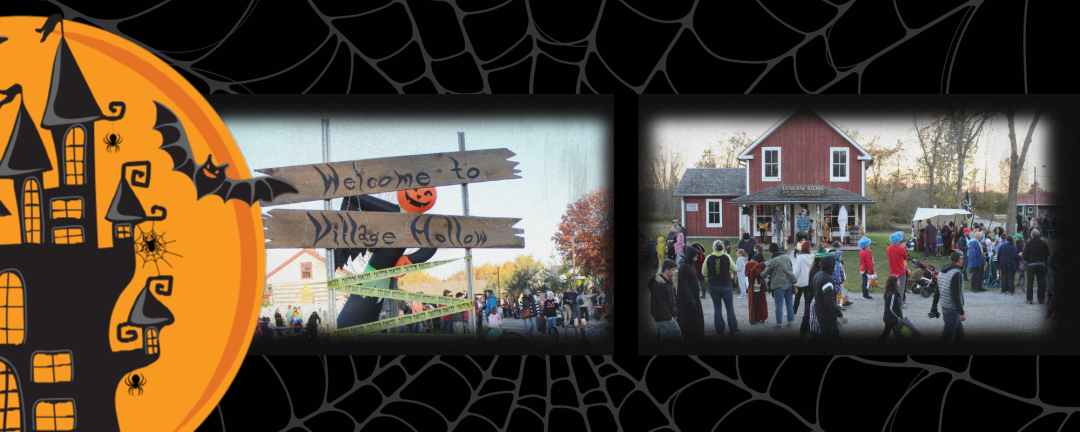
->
xmin=332 ymin=284 xmax=467 ymax=305
xmin=332 ymin=297 xmax=473 ymax=337
xmin=327 ymin=256 xmax=466 ymax=288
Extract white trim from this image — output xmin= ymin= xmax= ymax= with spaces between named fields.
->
xmin=830 ymin=147 xmax=850 ymax=182
xmin=737 ymin=110 xmax=796 ymax=160
xmin=814 ymin=109 xmax=873 ymax=161
xmin=705 ymin=199 xmax=723 ymax=228
xmin=761 ymin=147 xmax=781 ymax=182
xmin=861 ymin=160 xmax=866 ymax=196
xmin=678 ymin=196 xmax=686 ymax=227
xmin=746 ymin=165 xmax=750 ymax=195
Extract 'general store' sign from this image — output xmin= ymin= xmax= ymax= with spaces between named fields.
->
xmin=780 ymin=185 xmax=826 ymax=196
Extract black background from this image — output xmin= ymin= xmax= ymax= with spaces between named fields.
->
xmin=2 ymin=1 xmax=1077 ymax=430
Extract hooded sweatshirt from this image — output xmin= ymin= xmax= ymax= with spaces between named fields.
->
xmin=647 ymin=274 xmax=677 ymax=322
xmin=761 ymin=251 xmax=796 ymax=291
xmin=793 ymin=252 xmax=815 ymax=287
xmin=703 ymin=249 xmax=737 ymax=287
xmin=812 ymin=255 xmax=844 ymax=335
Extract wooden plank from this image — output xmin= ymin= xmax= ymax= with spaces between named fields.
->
xmin=263 ymin=209 xmax=524 ymax=249
xmin=255 ymin=149 xmax=521 ymax=206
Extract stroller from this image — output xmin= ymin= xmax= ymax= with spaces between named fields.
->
xmin=908 ymin=258 xmax=939 ymax=298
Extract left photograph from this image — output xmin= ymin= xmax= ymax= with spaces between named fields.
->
xmin=0 ymin=16 xmax=264 ymax=432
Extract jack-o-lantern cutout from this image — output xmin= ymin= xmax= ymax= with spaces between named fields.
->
xmin=397 ymin=187 xmax=437 ymax=213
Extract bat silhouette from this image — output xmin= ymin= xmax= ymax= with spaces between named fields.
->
xmin=153 ymin=101 xmax=298 ymax=206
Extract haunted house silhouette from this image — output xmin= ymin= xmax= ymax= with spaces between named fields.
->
xmin=0 ymin=27 xmax=173 ymax=431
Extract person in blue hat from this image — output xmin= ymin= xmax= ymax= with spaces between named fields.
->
xmin=887 ymin=231 xmax=910 ymax=308
xmin=859 ymin=236 xmax=876 ymax=300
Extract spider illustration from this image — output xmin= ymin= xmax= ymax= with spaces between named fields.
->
xmin=104 ymin=132 xmax=123 ymax=153
xmin=125 ymin=373 xmax=147 ymax=396
xmin=135 ymin=222 xmax=182 ymax=275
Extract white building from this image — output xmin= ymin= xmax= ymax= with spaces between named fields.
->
xmin=264 ymin=249 xmax=352 ymax=319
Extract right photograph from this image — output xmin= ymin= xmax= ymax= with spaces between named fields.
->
xmin=639 ymin=95 xmax=1067 ymax=354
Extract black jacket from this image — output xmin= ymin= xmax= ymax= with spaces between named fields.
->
xmin=666 ymin=231 xmax=678 ymax=258
xmin=677 ymin=246 xmax=705 ymax=340
xmin=1023 ymin=238 xmax=1050 ymax=265
xmin=882 ymin=290 xmax=904 ymax=324
xmin=931 ymin=263 xmax=965 ymax=315
xmin=648 ymin=274 xmax=677 ymax=322
xmin=813 ymin=255 xmax=843 ymax=334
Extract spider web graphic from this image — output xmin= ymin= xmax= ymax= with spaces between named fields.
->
xmin=195 ymin=355 xmax=1080 ymax=431
xmin=134 ymin=222 xmax=181 ymax=276
xmin=26 ymin=0 xmax=1030 ymax=94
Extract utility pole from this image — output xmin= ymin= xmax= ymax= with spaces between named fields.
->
xmin=460 ymin=132 xmax=476 ymax=336
xmin=322 ymin=118 xmax=337 ymax=331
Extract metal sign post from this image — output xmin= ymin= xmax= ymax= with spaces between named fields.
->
xmin=323 ymin=118 xmax=337 ymax=332
xmin=460 ymin=132 xmax=476 ymax=336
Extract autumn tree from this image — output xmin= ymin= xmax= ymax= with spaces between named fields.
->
xmin=997 ymin=157 xmax=1026 ymax=194
xmin=1001 ymin=102 xmax=1044 ymax=238
xmin=552 ymin=186 xmax=613 ymax=288
xmin=399 ymin=270 xmax=440 ymax=287
xmin=694 ymin=145 xmax=718 ymax=168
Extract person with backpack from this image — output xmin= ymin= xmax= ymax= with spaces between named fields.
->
xmin=930 ymin=251 xmax=966 ymax=347
xmin=760 ymin=243 xmax=796 ymax=330
xmin=878 ymin=275 xmax=905 ymax=344
xmin=703 ymin=240 xmax=740 ymax=336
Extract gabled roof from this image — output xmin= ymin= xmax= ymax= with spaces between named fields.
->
xmin=0 ymin=101 xmax=53 ymax=178
xmin=1016 ymin=193 xmax=1059 ymax=206
xmin=41 ymin=37 xmax=106 ymax=128
xmin=674 ymin=168 xmax=746 ymax=196
xmin=266 ymin=248 xmax=352 ymax=279
xmin=105 ymin=178 xmax=148 ymax=223
xmin=727 ymin=187 xmax=874 ymax=204
xmin=736 ymin=108 xmax=873 ymax=163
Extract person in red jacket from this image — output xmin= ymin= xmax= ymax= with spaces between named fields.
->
xmin=745 ymin=259 xmax=769 ymax=325
xmin=859 ymin=237 xmax=876 ymax=300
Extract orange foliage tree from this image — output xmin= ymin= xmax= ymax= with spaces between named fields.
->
xmin=552 ymin=186 xmax=613 ymax=285
xmin=398 ymin=270 xmax=441 ymax=287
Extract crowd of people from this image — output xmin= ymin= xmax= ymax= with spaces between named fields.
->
xmin=646 ymin=218 xmax=1058 ymax=350
xmin=254 ymin=304 xmax=324 ymax=341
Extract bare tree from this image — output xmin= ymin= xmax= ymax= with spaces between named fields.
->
xmin=1002 ymin=102 xmax=1044 ymax=238
xmin=694 ymin=145 xmax=718 ymax=168
xmin=645 ymin=145 xmax=685 ymax=215
xmin=914 ymin=114 xmax=946 ymax=207
xmin=946 ymin=105 xmax=993 ymax=209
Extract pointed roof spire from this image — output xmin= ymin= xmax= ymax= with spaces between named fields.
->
xmin=105 ymin=178 xmax=148 ymax=223
xmin=0 ymin=101 xmax=53 ymax=178
xmin=40 ymin=37 xmax=106 ymax=128
xmin=128 ymin=282 xmax=175 ymax=327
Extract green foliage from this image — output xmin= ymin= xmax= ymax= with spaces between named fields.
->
xmin=261 ymin=301 xmax=272 ymax=308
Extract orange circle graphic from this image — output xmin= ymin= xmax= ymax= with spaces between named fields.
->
xmin=0 ymin=17 xmax=262 ymax=431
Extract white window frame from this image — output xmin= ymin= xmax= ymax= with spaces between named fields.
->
xmin=762 ymin=147 xmax=780 ymax=182
xmin=705 ymin=199 xmax=723 ymax=228
xmin=830 ymin=147 xmax=849 ymax=182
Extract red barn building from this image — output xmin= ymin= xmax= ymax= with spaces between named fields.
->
xmin=675 ymin=108 xmax=875 ymax=247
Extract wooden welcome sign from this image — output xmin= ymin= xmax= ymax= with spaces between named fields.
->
xmin=263 ymin=209 xmax=524 ymax=249
xmin=255 ymin=149 xmax=521 ymax=206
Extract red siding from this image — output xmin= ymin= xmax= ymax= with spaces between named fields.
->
xmin=747 ymin=111 xmax=864 ymax=195
xmin=683 ymin=197 xmax=740 ymax=238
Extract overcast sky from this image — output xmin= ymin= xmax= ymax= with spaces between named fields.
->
xmin=211 ymin=96 xmax=611 ymax=280
xmin=646 ymin=101 xmax=1055 ymax=193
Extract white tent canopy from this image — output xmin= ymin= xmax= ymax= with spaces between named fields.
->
xmin=911 ymin=208 xmax=971 ymax=230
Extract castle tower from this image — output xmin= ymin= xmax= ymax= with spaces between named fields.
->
xmin=39 ymin=36 xmax=125 ymax=248
xmin=0 ymin=99 xmax=53 ymax=244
